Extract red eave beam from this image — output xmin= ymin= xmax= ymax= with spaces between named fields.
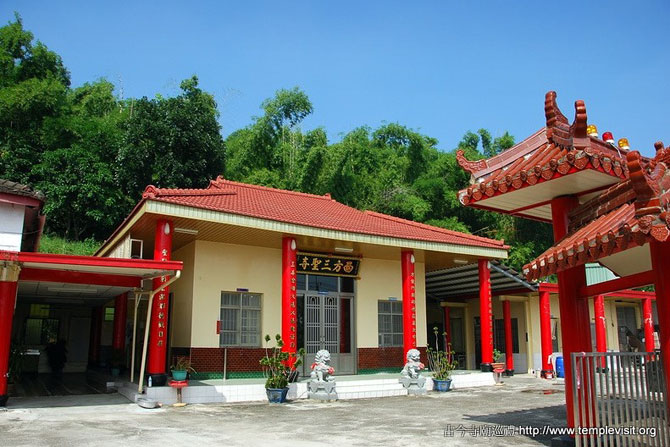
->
xmin=0 ymin=192 xmax=43 ymax=208
xmin=540 ymin=278 xmax=655 ymax=300
xmin=12 ymin=251 xmax=183 ymax=272
xmin=579 ymin=270 xmax=655 ymax=297
xmin=19 ymin=268 xmax=142 ymax=288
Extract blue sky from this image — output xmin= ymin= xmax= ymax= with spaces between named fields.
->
xmin=2 ymin=1 xmax=668 ymax=157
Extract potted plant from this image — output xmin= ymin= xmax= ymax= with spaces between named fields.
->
xmin=171 ymin=356 xmax=196 ymax=381
xmin=259 ymin=334 xmax=305 ymax=403
xmin=492 ymin=348 xmax=505 ymax=371
xmin=426 ymin=327 xmax=458 ymax=392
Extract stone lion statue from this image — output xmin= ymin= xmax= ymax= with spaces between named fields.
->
xmin=401 ymin=348 xmax=425 ymax=379
xmin=310 ymin=349 xmax=335 ymax=382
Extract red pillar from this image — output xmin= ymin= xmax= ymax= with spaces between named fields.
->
xmin=88 ymin=306 xmax=103 ymax=365
xmin=281 ymin=237 xmax=298 ymax=359
xmin=539 ymin=290 xmax=554 ymax=378
xmin=148 ymin=219 xmax=172 ymax=384
xmin=503 ymin=299 xmax=514 ymax=375
xmin=112 ymin=293 xmax=128 ymax=352
xmin=642 ymin=298 xmax=655 ymax=353
xmin=649 ymin=239 xmax=670 ymax=417
xmin=552 ymin=196 xmax=592 ymax=429
xmin=478 ymin=259 xmax=493 ymax=371
xmin=443 ymin=306 xmax=451 ymax=349
xmin=401 ymin=251 xmax=417 ymax=358
xmin=0 ymin=280 xmax=18 ymax=406
xmin=594 ymin=295 xmax=607 ymax=369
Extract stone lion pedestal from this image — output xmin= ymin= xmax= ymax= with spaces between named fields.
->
xmin=309 ymin=349 xmax=338 ymax=401
xmin=399 ymin=348 xmax=427 ymax=396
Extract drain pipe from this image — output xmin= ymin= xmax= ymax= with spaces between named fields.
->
xmin=130 ymin=290 xmax=144 ymax=383
xmin=138 ymin=271 xmax=181 ymax=394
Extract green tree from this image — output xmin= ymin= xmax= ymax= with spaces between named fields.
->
xmin=0 ymin=14 xmax=70 ymax=184
xmin=116 ymin=76 xmax=225 ymax=196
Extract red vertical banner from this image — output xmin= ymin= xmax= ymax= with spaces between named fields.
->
xmin=0 ymin=280 xmax=18 ymax=406
xmin=503 ymin=299 xmax=514 ymax=374
xmin=282 ymin=237 xmax=297 ymax=360
xmin=148 ymin=219 xmax=172 ymax=377
xmin=539 ymin=290 xmax=553 ymax=377
xmin=401 ymin=251 xmax=416 ymax=358
xmin=478 ymin=259 xmax=493 ymax=370
xmin=642 ymin=298 xmax=655 ymax=353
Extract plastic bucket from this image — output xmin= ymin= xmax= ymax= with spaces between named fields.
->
xmin=555 ymin=356 xmax=565 ymax=378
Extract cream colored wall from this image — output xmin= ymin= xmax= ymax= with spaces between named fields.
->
xmin=190 ymin=240 xmax=282 ymax=347
xmin=356 ymin=257 xmax=400 ymax=349
xmin=355 ymin=257 xmax=427 ymax=349
xmin=169 ymin=242 xmax=195 ymax=347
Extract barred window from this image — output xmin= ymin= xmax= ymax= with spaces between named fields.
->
xmin=378 ymin=300 xmax=403 ymax=347
xmin=220 ymin=292 xmax=262 ymax=347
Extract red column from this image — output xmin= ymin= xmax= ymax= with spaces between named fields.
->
xmin=503 ymin=299 xmax=514 ymax=375
xmin=148 ymin=219 xmax=172 ymax=384
xmin=642 ymin=298 xmax=655 ymax=353
xmin=401 ymin=251 xmax=417 ymax=358
xmin=478 ymin=259 xmax=493 ymax=371
xmin=112 ymin=293 xmax=128 ymax=352
xmin=649 ymin=240 xmax=670 ymax=416
xmin=281 ymin=237 xmax=298 ymax=359
xmin=539 ymin=290 xmax=554 ymax=378
xmin=594 ymin=295 xmax=607 ymax=370
xmin=552 ymin=196 xmax=592 ymax=429
xmin=88 ymin=306 xmax=103 ymax=365
xmin=0 ymin=280 xmax=18 ymax=406
xmin=443 ymin=306 xmax=451 ymax=349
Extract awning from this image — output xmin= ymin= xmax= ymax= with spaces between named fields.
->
xmin=426 ymin=261 xmax=537 ymax=300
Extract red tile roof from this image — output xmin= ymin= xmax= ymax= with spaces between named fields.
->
xmin=141 ymin=177 xmax=507 ymax=250
xmin=523 ymin=143 xmax=670 ymax=280
xmin=457 ymin=92 xmax=636 ymax=207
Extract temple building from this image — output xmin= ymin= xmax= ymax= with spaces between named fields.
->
xmin=93 ymin=177 xmax=508 ymax=380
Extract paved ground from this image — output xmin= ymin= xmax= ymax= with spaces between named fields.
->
xmin=0 ymin=375 xmax=567 ymax=446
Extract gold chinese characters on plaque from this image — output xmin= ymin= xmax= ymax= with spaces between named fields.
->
xmin=296 ymin=253 xmax=360 ymax=277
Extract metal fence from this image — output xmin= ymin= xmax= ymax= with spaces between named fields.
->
xmin=572 ymin=351 xmax=668 ymax=446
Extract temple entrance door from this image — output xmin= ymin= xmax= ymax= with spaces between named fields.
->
xmin=302 ymin=293 xmax=355 ymax=376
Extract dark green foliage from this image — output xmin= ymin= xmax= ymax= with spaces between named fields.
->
xmin=0 ymin=17 xmax=224 ymax=241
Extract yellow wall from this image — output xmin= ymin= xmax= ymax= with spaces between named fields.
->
xmin=169 ymin=242 xmax=195 ymax=347
xmin=190 ymin=240 xmax=282 ymax=347
xmin=355 ymin=256 xmax=427 ymax=349
xmin=181 ymin=241 xmax=428 ymax=352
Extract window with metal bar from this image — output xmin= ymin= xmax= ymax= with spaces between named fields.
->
xmin=219 ymin=292 xmax=262 ymax=347
xmin=378 ymin=300 xmax=403 ymax=347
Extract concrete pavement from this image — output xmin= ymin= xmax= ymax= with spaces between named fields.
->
xmin=0 ymin=375 xmax=567 ymax=446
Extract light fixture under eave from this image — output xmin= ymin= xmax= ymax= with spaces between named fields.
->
xmin=453 ymin=259 xmax=469 ymax=265
xmin=174 ymin=227 xmax=199 ymax=235
xmin=334 ymin=247 xmax=354 ymax=253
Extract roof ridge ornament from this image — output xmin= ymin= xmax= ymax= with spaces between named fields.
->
xmin=544 ymin=91 xmax=589 ymax=149
xmin=455 ymin=149 xmax=488 ymax=175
